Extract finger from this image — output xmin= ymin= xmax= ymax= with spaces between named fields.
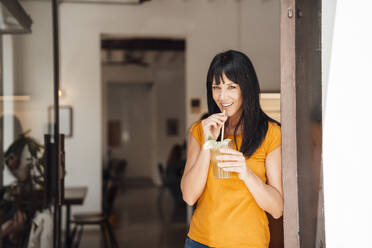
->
xmin=212 ymin=114 xmax=228 ymax=122
xmin=204 ymin=117 xmax=223 ymax=127
xmin=204 ymin=119 xmax=221 ymax=128
xmin=208 ymin=116 xmax=225 ymax=125
xmin=213 ymin=113 xmax=227 ymax=119
xmin=211 ymin=122 xmax=218 ymax=129
xmin=218 ymin=162 xmax=242 ymax=167
xmin=216 ymin=155 xmax=241 ymax=161
xmin=214 ymin=112 xmax=227 ymax=116
xmin=210 ymin=112 xmax=228 ymax=119
xmin=219 ymin=148 xmax=243 ymax=155
xmin=222 ymin=167 xmax=241 ymax=173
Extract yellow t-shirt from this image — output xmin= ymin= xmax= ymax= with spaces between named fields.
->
xmin=187 ymin=121 xmax=281 ymax=248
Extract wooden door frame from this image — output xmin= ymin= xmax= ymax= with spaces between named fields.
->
xmin=280 ymin=0 xmax=323 ymax=247
xmin=281 ymin=0 xmax=300 ymax=247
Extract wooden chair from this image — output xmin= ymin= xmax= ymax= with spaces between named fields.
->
xmin=70 ymin=180 xmax=119 ymax=248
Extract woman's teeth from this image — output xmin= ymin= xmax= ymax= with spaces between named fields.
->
xmin=222 ymin=103 xmax=233 ymax=108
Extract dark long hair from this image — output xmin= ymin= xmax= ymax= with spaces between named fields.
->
xmin=206 ymin=50 xmax=280 ymax=158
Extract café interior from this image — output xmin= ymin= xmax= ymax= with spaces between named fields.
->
xmin=0 ymin=0 xmax=286 ymax=247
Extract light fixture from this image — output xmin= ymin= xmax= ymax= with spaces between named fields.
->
xmin=58 ymin=88 xmax=66 ymax=98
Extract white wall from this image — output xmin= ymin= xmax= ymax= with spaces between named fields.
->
xmin=323 ymin=1 xmax=372 ymax=247
xmin=12 ymin=1 xmax=54 ymax=141
xmin=2 ymin=2 xmax=54 ymax=184
xmin=240 ymin=0 xmax=280 ymax=93
xmin=1 ymin=36 xmax=16 ymax=186
xmin=2 ymin=36 xmax=15 ymax=151
xmin=322 ymin=0 xmax=337 ymax=122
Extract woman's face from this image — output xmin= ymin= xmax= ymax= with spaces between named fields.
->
xmin=212 ymin=73 xmax=243 ymax=118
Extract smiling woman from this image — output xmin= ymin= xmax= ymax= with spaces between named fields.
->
xmin=181 ymin=50 xmax=282 ymax=248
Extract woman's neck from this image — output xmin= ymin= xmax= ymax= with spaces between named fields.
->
xmin=225 ymin=110 xmax=243 ymax=135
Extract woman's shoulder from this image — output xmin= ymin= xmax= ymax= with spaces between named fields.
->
xmin=188 ymin=120 xmax=204 ymax=146
xmin=190 ymin=120 xmax=201 ymax=130
xmin=189 ymin=120 xmax=202 ymax=131
xmin=268 ymin=121 xmax=281 ymax=133
xmin=267 ymin=121 xmax=281 ymax=140
xmin=263 ymin=121 xmax=281 ymax=154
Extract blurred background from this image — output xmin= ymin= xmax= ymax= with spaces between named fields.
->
xmin=4 ymin=0 xmax=357 ymax=247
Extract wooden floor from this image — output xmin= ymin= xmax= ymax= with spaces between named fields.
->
xmin=79 ymin=178 xmax=188 ymax=248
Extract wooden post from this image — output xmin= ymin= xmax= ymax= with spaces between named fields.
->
xmin=281 ymin=0 xmax=300 ymax=247
xmin=281 ymin=0 xmax=324 ymax=247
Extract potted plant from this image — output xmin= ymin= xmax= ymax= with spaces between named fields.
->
xmin=0 ymin=130 xmax=47 ymax=247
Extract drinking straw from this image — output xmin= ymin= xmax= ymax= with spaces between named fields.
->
xmin=220 ymin=110 xmax=226 ymax=142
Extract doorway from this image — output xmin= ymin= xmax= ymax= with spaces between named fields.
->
xmin=56 ymin=1 xmax=284 ymax=245
xmin=100 ymin=37 xmax=187 ymax=246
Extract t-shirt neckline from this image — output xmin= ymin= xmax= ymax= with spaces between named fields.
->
xmin=225 ymin=133 xmax=242 ymax=137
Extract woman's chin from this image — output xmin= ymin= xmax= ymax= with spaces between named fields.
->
xmin=219 ymin=108 xmax=234 ymax=117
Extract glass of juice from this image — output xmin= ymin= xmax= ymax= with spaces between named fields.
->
xmin=211 ymin=139 xmax=233 ymax=179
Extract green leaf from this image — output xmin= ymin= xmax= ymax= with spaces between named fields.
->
xmin=221 ymin=138 xmax=232 ymax=146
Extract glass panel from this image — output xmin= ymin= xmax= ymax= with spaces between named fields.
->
xmin=0 ymin=0 xmax=55 ymax=246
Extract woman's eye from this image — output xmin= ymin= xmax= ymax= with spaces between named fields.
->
xmin=228 ymin=85 xmax=237 ymax=89
xmin=212 ymin=86 xmax=220 ymax=90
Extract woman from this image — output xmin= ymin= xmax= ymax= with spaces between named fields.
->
xmin=181 ymin=50 xmax=282 ymax=248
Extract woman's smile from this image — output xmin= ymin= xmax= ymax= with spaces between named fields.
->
xmin=221 ymin=102 xmax=233 ymax=108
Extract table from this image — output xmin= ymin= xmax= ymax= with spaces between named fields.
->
xmin=63 ymin=186 xmax=88 ymax=248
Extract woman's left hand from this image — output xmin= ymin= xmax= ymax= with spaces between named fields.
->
xmin=216 ymin=148 xmax=252 ymax=181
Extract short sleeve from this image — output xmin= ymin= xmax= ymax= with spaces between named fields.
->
xmin=189 ymin=121 xmax=204 ymax=146
xmin=265 ymin=122 xmax=282 ymax=154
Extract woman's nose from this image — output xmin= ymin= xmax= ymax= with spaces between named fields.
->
xmin=219 ymin=88 xmax=226 ymax=101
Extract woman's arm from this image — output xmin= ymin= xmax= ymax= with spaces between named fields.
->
xmin=180 ymin=134 xmax=211 ymax=206
xmin=242 ymin=147 xmax=283 ymax=218
xmin=217 ymin=146 xmax=283 ymax=219
xmin=181 ymin=113 xmax=227 ymax=206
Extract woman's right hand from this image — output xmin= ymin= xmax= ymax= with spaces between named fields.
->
xmin=201 ymin=112 xmax=227 ymax=141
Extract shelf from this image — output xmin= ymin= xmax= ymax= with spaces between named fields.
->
xmin=0 ymin=95 xmax=31 ymax=101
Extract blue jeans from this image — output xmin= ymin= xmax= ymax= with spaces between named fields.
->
xmin=185 ymin=236 xmax=212 ymax=248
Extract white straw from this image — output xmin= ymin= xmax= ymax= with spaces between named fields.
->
xmin=220 ymin=110 xmax=225 ymax=142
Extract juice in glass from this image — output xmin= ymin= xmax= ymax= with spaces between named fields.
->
xmin=211 ymin=140 xmax=233 ymax=179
